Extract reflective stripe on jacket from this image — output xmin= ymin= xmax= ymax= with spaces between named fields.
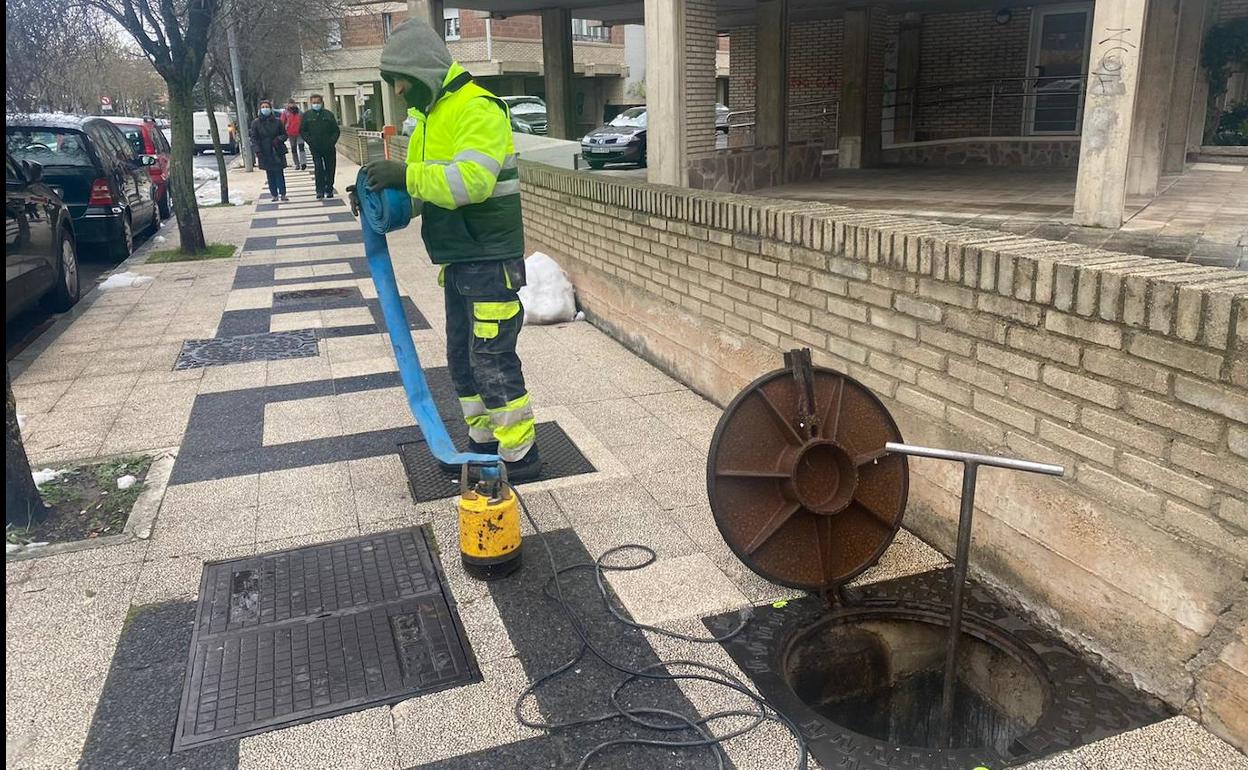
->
xmin=404 ymin=62 xmax=524 ymax=265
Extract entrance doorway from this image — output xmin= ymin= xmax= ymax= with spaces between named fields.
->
xmin=1026 ymin=3 xmax=1093 ymax=134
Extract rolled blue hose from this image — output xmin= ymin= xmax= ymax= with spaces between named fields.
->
xmin=355 ymin=168 xmax=500 ymax=470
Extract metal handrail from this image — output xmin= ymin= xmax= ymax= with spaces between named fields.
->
xmin=884 ymin=74 xmax=1089 ymax=136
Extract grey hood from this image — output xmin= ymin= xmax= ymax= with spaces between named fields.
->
xmin=379 ymin=20 xmax=454 ymax=111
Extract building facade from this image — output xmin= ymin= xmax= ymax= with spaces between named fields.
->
xmin=296 ymin=2 xmax=629 ymax=137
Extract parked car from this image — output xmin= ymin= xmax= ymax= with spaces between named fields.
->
xmin=581 ymin=107 xmax=647 ymax=169
xmin=106 ymin=116 xmax=173 ymax=220
xmin=6 ymin=113 xmax=160 ymax=260
xmin=716 ymin=103 xmax=731 ymax=133
xmin=192 ymin=111 xmax=238 ymax=154
xmin=500 ymin=96 xmax=548 ymax=135
xmin=5 ymin=152 xmax=80 ymax=321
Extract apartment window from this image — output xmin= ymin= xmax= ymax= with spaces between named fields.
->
xmin=325 ymin=19 xmax=342 ymax=50
xmin=382 ymin=13 xmax=393 ymax=40
xmin=571 ymin=19 xmax=610 ymax=42
xmin=444 ymin=9 xmax=461 ymax=40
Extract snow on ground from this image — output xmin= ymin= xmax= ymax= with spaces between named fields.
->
xmin=116 ymin=475 xmax=137 ymax=490
xmin=154 ymin=235 xmax=167 ymax=244
xmin=195 ymin=187 xmax=245 ymax=206
xmin=193 ymin=167 xmax=219 ymax=182
xmin=519 ymin=251 xmax=578 ymax=324
xmin=99 ymin=271 xmax=155 ymax=289
xmin=32 ymin=468 xmax=65 ymax=486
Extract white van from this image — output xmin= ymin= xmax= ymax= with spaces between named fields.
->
xmin=192 ymin=111 xmax=238 ymax=154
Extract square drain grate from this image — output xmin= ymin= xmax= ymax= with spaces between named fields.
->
xmin=397 ymin=422 xmax=595 ymax=502
xmin=173 ymin=527 xmax=479 ymax=750
xmin=175 ymin=329 xmax=320 ymax=370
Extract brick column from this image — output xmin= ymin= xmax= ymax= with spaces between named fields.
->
xmin=541 ymin=9 xmax=576 ymax=139
xmin=1126 ymin=0 xmax=1183 ymax=196
xmin=1073 ymin=0 xmax=1151 ymax=228
xmin=1163 ymin=0 xmax=1209 ymax=172
xmin=754 ymin=0 xmax=788 ymax=150
xmin=644 ymin=0 xmax=717 ymax=186
xmin=838 ymin=7 xmax=883 ymax=168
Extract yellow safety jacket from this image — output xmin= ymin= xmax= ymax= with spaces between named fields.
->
xmin=404 ymin=63 xmax=524 ymax=264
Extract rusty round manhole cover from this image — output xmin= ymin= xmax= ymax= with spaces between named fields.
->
xmin=706 ymin=364 xmax=908 ymax=591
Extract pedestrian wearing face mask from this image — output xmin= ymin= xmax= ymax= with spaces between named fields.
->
xmin=300 ymin=93 xmax=341 ymax=199
xmin=282 ymin=101 xmax=307 ymax=170
xmin=250 ymin=99 xmax=289 ymax=201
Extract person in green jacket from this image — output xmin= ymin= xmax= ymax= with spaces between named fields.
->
xmin=300 ymin=93 xmax=340 ymax=198
xmin=363 ymin=20 xmax=539 ymax=480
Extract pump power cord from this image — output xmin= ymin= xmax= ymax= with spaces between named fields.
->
xmin=506 ymin=484 xmax=811 ymax=770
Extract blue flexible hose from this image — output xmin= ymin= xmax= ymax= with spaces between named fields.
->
xmin=355 ymin=168 xmax=500 ymax=470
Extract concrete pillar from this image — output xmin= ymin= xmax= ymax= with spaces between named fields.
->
xmin=1072 ymin=0 xmax=1151 ymax=228
xmin=839 ymin=7 xmax=882 ymax=168
xmin=644 ymin=0 xmax=717 ymax=187
xmin=894 ymin=14 xmax=922 ymax=143
xmin=343 ymin=94 xmax=358 ymax=126
xmin=754 ymin=0 xmax=788 ymax=150
xmin=1163 ymin=0 xmax=1209 ymax=172
xmin=541 ymin=9 xmax=576 ymax=139
xmin=382 ymin=80 xmax=408 ymax=129
xmin=407 ymin=0 xmax=444 ymax=33
xmin=1126 ymin=0 xmax=1183 ymax=196
xmin=326 ymin=83 xmax=337 ymax=117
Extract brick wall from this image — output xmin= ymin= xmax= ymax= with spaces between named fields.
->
xmin=518 ymin=161 xmax=1248 ymax=750
xmin=729 ymin=6 xmax=1042 ymax=144
xmin=1218 ymin=0 xmax=1248 ymax=21
xmin=727 ymin=25 xmax=755 ymax=118
xmin=916 ymin=8 xmax=1032 ymax=139
xmin=685 ymin=0 xmax=719 ymax=159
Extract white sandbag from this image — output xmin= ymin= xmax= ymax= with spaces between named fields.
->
xmin=519 ymin=252 xmax=577 ymax=324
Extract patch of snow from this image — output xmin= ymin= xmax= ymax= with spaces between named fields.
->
xmin=32 ymin=468 xmax=64 ymax=486
xmin=574 ymin=310 xmax=586 ymax=321
xmin=196 ymin=187 xmax=245 ymax=206
xmin=16 ymin=412 xmax=26 ymax=431
xmin=99 ymin=271 xmax=154 ymax=290
xmin=154 ymin=235 xmax=167 ymax=244
xmin=5 ymin=543 xmax=19 ymax=554
xmin=193 ymin=167 xmax=219 ymax=182
xmin=116 ymin=475 xmax=137 ymax=490
xmin=519 ymin=252 xmax=578 ymax=324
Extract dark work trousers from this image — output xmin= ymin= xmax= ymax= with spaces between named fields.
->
xmin=310 ymin=148 xmax=337 ymax=195
xmin=442 ymin=258 xmax=535 ymax=461
xmin=264 ymin=167 xmax=286 ymax=199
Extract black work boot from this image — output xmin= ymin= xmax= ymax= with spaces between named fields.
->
xmin=437 ymin=439 xmax=502 ymax=476
xmin=504 ymin=445 xmax=543 ymax=483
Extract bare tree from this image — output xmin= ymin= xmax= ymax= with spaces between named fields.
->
xmin=84 ymin=0 xmax=222 ymax=254
xmin=6 ymin=367 xmax=46 ymax=527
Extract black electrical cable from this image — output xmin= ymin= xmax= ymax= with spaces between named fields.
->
xmin=507 ymin=484 xmax=811 ymax=770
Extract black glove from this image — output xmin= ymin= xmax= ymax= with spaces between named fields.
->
xmin=364 ymin=160 xmax=408 ymax=192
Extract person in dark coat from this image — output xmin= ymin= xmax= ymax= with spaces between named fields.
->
xmin=300 ymin=93 xmax=340 ymax=198
xmin=250 ymin=99 xmax=289 ymax=201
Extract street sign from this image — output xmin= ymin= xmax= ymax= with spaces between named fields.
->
xmin=100 ymin=96 xmax=113 ymax=113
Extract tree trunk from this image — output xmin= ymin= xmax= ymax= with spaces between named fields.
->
xmin=5 ymin=366 xmax=47 ymax=527
xmin=204 ymin=84 xmax=231 ymax=205
xmin=168 ymin=81 xmax=209 ymax=254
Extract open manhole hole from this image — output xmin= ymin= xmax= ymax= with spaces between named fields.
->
xmin=786 ymin=610 xmax=1046 ymax=756
xmin=703 ymin=352 xmax=1170 ymax=769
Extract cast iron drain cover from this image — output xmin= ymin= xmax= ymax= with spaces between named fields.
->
xmin=397 ymin=422 xmax=595 ymax=502
xmin=274 ymin=287 xmax=357 ymax=303
xmin=703 ymin=568 xmax=1170 ymax=769
xmin=174 ymin=329 xmax=320 ymax=370
xmin=173 ymin=527 xmax=479 ymax=750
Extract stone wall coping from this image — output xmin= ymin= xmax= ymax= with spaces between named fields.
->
xmin=519 ymin=160 xmax=1248 ymax=355
xmin=882 ymin=135 xmax=1082 ymax=149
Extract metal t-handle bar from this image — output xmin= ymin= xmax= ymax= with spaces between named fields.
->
xmin=883 ymin=441 xmax=1064 ymax=748
xmin=884 ymin=442 xmax=1064 ymax=476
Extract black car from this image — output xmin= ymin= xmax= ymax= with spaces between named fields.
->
xmin=501 ymin=96 xmax=549 ymax=135
xmin=581 ymin=107 xmax=647 ymax=169
xmin=5 ymin=153 xmax=80 ymax=321
xmin=6 ymin=114 xmax=159 ymax=260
